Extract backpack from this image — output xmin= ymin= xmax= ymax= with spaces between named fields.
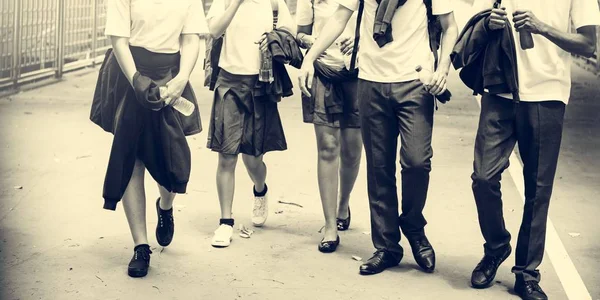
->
xmin=352 ymin=0 xmax=443 ymax=69
xmin=203 ymin=0 xmax=279 ymax=91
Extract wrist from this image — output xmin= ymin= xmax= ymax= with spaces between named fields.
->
xmin=538 ymin=23 xmax=550 ymax=36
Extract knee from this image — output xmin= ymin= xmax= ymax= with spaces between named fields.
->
xmin=400 ymin=151 xmax=431 ymax=173
xmin=341 ymin=146 xmax=361 ymax=166
xmin=471 ymin=171 xmax=500 ymax=187
xmin=318 ymin=137 xmax=340 ymax=162
xmin=218 ymin=154 xmax=238 ymax=170
xmin=242 ymin=154 xmax=264 ymax=171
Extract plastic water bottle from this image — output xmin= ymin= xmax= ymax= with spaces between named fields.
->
xmin=415 ymin=65 xmax=452 ymax=103
xmin=159 ymin=86 xmax=195 ymax=117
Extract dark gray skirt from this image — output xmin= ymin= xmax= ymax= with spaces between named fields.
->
xmin=207 ymin=69 xmax=287 ymax=156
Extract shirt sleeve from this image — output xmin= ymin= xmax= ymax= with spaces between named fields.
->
xmin=334 ymin=0 xmax=359 ymax=11
xmin=571 ymin=0 xmax=600 ymax=29
xmin=432 ymin=0 xmax=453 ymax=15
xmin=182 ymin=0 xmax=210 ymax=34
xmin=206 ymin=0 xmax=226 ymax=21
xmin=276 ymin=0 xmax=297 ymax=35
xmin=105 ymin=0 xmax=130 ymax=37
xmin=296 ymin=0 xmax=314 ymax=26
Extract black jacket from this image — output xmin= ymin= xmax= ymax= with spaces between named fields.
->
xmin=373 ymin=0 xmax=407 ymax=47
xmin=451 ymin=9 xmax=520 ymax=100
xmin=254 ymin=29 xmax=303 ymax=101
xmin=91 ymin=47 xmax=197 ymax=210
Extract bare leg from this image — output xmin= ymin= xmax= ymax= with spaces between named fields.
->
xmin=338 ymin=127 xmax=362 ymax=219
xmin=217 ymin=153 xmax=238 ymax=219
xmin=314 ymin=125 xmax=341 ymax=241
xmin=241 ymin=154 xmax=267 ymax=193
xmin=157 ymin=184 xmax=176 ymax=210
xmin=122 ymin=159 xmax=148 ymax=246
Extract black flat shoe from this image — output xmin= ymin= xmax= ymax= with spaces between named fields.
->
xmin=128 ymin=244 xmax=152 ymax=278
xmin=155 ymin=198 xmax=174 ymax=247
xmin=407 ymin=235 xmax=436 ymax=273
xmin=471 ymin=245 xmax=512 ymax=289
xmin=359 ymin=250 xmax=402 ymax=275
xmin=515 ymin=279 xmax=548 ymax=300
xmin=318 ymin=236 xmax=340 ymax=253
xmin=337 ymin=207 xmax=351 ymax=231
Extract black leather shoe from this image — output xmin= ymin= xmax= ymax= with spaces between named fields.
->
xmin=407 ymin=235 xmax=436 ymax=273
xmin=155 ymin=198 xmax=174 ymax=247
xmin=318 ymin=236 xmax=340 ymax=253
xmin=471 ymin=245 xmax=512 ymax=289
xmin=515 ymin=280 xmax=548 ymax=300
xmin=359 ymin=250 xmax=401 ymax=275
xmin=128 ymin=244 xmax=152 ymax=278
xmin=337 ymin=208 xmax=351 ymax=231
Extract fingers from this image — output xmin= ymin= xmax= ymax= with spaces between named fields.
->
xmin=436 ymin=82 xmax=448 ymax=96
xmin=298 ymin=69 xmax=312 ymax=97
xmin=429 ymin=73 xmax=447 ymax=96
xmin=339 ymin=38 xmax=354 ymax=55
xmin=256 ymin=34 xmax=268 ymax=51
xmin=489 ymin=8 xmax=508 ymax=30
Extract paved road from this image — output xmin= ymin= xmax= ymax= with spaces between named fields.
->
xmin=1 ymin=3 xmax=599 ymax=300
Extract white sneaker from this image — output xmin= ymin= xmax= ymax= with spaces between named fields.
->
xmin=252 ymin=189 xmax=269 ymax=227
xmin=211 ymin=224 xmax=233 ymax=247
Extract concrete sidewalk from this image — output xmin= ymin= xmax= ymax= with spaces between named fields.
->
xmin=0 ymin=61 xmax=584 ymax=299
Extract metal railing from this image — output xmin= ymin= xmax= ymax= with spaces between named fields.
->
xmin=0 ymin=0 xmax=111 ymax=90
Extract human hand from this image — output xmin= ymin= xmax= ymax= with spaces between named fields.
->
xmin=298 ymin=60 xmax=315 ymax=97
xmin=161 ymin=75 xmax=189 ymax=106
xmin=488 ymin=7 xmax=508 ymax=31
xmin=427 ymin=70 xmax=448 ymax=96
xmin=513 ymin=10 xmax=546 ymax=34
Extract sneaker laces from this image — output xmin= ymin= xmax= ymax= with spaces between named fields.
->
xmin=476 ymin=254 xmax=500 ymax=271
xmin=524 ymin=281 xmax=543 ymax=294
xmin=253 ymin=196 xmax=266 ymax=215
xmin=215 ymin=224 xmax=232 ymax=235
xmin=134 ymin=247 xmax=152 ymax=261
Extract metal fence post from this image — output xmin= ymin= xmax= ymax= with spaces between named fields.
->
xmin=11 ymin=0 xmax=22 ymax=88
xmin=56 ymin=0 xmax=65 ymax=78
xmin=91 ymin=0 xmax=98 ymax=67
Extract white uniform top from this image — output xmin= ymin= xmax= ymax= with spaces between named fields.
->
xmin=105 ymin=0 xmax=209 ymax=54
xmin=479 ymin=0 xmax=600 ymax=104
xmin=334 ymin=0 xmax=453 ymax=83
xmin=207 ymin=0 xmax=296 ymax=75
xmin=296 ymin=0 xmax=358 ymax=70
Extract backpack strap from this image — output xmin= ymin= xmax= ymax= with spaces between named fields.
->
xmin=270 ymin=0 xmax=279 ymax=30
xmin=423 ymin=0 xmax=439 ymax=70
xmin=349 ymin=0 xmax=365 ymax=71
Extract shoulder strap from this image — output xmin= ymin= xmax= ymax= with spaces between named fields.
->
xmin=349 ymin=0 xmax=365 ymax=71
xmin=270 ymin=0 xmax=279 ymax=30
xmin=423 ymin=0 xmax=439 ymax=69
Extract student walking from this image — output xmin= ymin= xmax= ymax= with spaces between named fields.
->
xmin=295 ymin=0 xmax=362 ymax=253
xmin=90 ymin=0 xmax=208 ymax=277
xmin=298 ymin=0 xmax=458 ymax=275
xmin=452 ymin=0 xmax=600 ymax=299
xmin=206 ymin=0 xmax=298 ymax=247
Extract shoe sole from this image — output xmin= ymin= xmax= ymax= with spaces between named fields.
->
xmin=128 ymin=269 xmax=148 ymax=278
xmin=211 ymin=239 xmax=232 ymax=248
xmin=471 ymin=248 xmax=512 ymax=289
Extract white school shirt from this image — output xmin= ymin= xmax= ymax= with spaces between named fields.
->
xmin=105 ymin=0 xmax=209 ymax=54
xmin=206 ymin=0 xmax=296 ymax=75
xmin=334 ymin=0 xmax=453 ymax=83
xmin=296 ymin=0 xmax=357 ymax=70
xmin=483 ymin=0 xmax=600 ymax=104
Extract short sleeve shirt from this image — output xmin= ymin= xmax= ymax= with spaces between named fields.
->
xmin=207 ymin=0 xmax=296 ymax=75
xmin=296 ymin=0 xmax=358 ymax=70
xmin=493 ymin=0 xmax=600 ymax=103
xmin=334 ymin=0 xmax=453 ymax=83
xmin=105 ymin=0 xmax=209 ymax=54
